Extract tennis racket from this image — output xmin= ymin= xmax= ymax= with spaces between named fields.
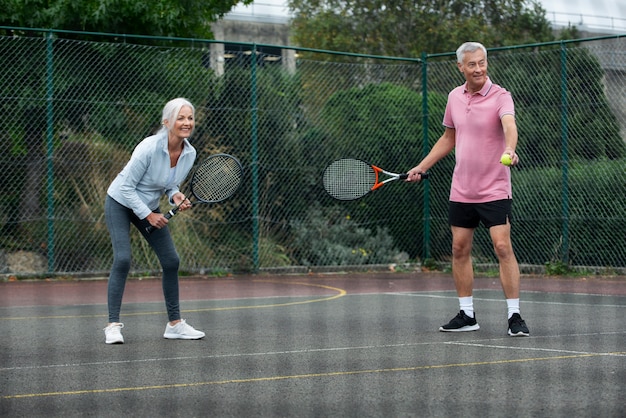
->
xmin=146 ymin=153 xmax=243 ymax=233
xmin=322 ymin=158 xmax=429 ymax=201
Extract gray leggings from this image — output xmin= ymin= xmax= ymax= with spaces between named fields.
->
xmin=105 ymin=195 xmax=181 ymax=323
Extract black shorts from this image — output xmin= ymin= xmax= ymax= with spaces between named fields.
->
xmin=448 ymin=199 xmax=513 ymax=229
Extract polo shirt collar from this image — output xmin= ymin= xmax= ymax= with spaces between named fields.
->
xmin=463 ymin=76 xmax=492 ymax=96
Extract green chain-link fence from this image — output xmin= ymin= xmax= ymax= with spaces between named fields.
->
xmin=1 ymin=28 xmax=624 ymax=277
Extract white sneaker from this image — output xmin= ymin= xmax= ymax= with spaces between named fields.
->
xmin=104 ymin=323 xmax=124 ymax=344
xmin=163 ymin=319 xmax=205 ymax=340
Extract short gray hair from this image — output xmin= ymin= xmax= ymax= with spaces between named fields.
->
xmin=159 ymin=97 xmax=195 ymax=134
xmin=456 ymin=42 xmax=487 ymax=64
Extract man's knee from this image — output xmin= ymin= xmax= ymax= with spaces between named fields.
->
xmin=493 ymin=239 xmax=514 ymax=260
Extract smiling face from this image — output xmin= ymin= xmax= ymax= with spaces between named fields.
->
xmin=458 ymin=49 xmax=488 ymax=94
xmin=166 ymin=105 xmax=195 ymax=141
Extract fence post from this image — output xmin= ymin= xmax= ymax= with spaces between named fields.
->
xmin=46 ymin=30 xmax=55 ymax=274
xmin=421 ymin=52 xmax=431 ymax=260
xmin=250 ymin=43 xmax=260 ymax=272
xmin=559 ymin=41 xmax=570 ymax=264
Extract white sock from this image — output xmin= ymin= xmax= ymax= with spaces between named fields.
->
xmin=507 ymin=298 xmax=520 ymax=319
xmin=459 ymin=296 xmax=474 ymax=318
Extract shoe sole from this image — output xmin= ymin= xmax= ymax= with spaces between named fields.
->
xmin=105 ymin=339 xmax=124 ymax=344
xmin=439 ymin=324 xmax=480 ymax=332
xmin=508 ymin=330 xmax=529 ymax=337
xmin=163 ymin=333 xmax=205 ymax=340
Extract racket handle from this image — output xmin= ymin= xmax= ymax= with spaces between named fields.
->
xmin=145 ymin=207 xmax=180 ymax=234
xmin=400 ymin=172 xmax=430 ymax=180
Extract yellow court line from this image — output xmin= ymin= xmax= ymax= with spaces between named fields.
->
xmin=5 ymin=352 xmax=624 ymax=400
xmin=0 ymin=280 xmax=347 ymax=321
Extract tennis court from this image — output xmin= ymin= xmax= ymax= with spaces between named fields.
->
xmin=1 ymin=272 xmax=625 ymax=417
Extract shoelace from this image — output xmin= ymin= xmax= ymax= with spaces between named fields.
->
xmin=172 ymin=319 xmax=194 ymax=334
xmin=106 ymin=323 xmax=123 ymax=332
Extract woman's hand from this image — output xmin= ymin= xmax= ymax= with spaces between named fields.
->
xmin=146 ymin=212 xmax=167 ymax=229
xmin=173 ymin=192 xmax=192 ymax=212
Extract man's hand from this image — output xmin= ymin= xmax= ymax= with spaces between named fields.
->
xmin=406 ymin=167 xmax=428 ymax=182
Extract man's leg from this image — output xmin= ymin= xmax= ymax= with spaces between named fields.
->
xmin=451 ymin=226 xmax=475 ymax=297
xmin=439 ymin=225 xmax=480 ymax=332
xmin=490 ymin=222 xmax=529 ymax=336
xmin=489 ymin=222 xmax=519 ymax=299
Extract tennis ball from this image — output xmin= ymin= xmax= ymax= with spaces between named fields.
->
xmin=500 ymin=154 xmax=512 ymax=166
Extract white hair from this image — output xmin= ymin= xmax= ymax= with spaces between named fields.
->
xmin=159 ymin=97 xmax=195 ymax=134
xmin=456 ymin=42 xmax=488 ymax=64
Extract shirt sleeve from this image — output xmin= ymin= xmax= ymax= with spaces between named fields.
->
xmin=498 ymin=89 xmax=515 ymax=119
xmin=118 ymin=145 xmax=153 ymax=219
xmin=442 ymin=91 xmax=455 ymax=128
xmin=165 ymin=141 xmax=196 ymax=205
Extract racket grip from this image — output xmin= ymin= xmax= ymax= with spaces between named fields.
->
xmin=164 ymin=207 xmax=178 ymax=219
xmin=400 ymin=172 xmax=429 ymax=180
xmin=145 ymin=207 xmax=179 ymax=234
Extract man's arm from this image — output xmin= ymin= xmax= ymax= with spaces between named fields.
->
xmin=406 ymin=127 xmax=456 ymax=181
xmin=501 ymin=114 xmax=519 ymax=166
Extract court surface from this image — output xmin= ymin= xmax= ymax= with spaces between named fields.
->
xmin=1 ymin=272 xmax=625 ymax=417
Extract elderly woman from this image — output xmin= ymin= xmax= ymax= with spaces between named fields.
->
xmin=103 ymin=98 xmax=205 ymax=344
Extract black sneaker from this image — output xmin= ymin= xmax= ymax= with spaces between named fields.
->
xmin=508 ymin=313 xmax=530 ymax=337
xmin=439 ymin=310 xmax=480 ymax=332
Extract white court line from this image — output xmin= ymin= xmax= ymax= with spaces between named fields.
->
xmin=2 ymin=330 xmax=624 ymax=372
xmin=444 ymin=341 xmax=626 ymax=357
xmin=0 ymin=342 xmax=434 ymax=372
xmin=1 ymin=291 xmax=623 ymax=372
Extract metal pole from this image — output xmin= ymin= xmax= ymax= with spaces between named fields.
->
xmin=560 ymin=42 xmax=570 ymax=264
xmin=250 ymin=44 xmax=260 ymax=272
xmin=45 ymin=31 xmax=55 ymax=273
xmin=421 ymin=52 xmax=431 ymax=260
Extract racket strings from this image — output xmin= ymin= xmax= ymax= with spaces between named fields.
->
xmin=323 ymin=159 xmax=376 ymax=200
xmin=191 ymin=156 xmax=243 ymax=202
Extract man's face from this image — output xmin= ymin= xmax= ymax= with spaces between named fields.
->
xmin=457 ymin=49 xmax=488 ymax=92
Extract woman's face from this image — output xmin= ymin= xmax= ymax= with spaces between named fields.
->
xmin=168 ymin=105 xmax=194 ymax=140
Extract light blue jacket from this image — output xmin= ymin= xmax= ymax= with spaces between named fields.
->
xmin=107 ymin=131 xmax=196 ymax=219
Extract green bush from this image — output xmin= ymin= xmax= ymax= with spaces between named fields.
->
xmin=290 ymin=204 xmax=399 ymax=266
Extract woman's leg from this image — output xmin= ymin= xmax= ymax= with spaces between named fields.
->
xmin=105 ymin=196 xmax=133 ymax=323
xmin=138 ymin=223 xmax=181 ymax=322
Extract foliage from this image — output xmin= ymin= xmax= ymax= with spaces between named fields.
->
xmin=288 ymin=0 xmax=555 ymax=56
xmin=489 ymin=48 xmax=626 ymax=165
xmin=290 ymin=204 xmax=399 ymax=266
xmin=544 ymin=260 xmax=572 ymax=275
xmin=504 ymin=159 xmax=626 ymax=267
xmin=0 ymin=34 xmax=213 ymax=238
xmin=0 ymin=0 xmax=252 ymax=39
xmin=311 ymin=82 xmax=448 ymax=259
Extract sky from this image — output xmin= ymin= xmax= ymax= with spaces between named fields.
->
xmin=540 ymin=0 xmax=626 ymax=31
xmin=228 ymin=0 xmax=626 ymax=33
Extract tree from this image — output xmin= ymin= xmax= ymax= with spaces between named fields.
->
xmin=0 ymin=0 xmax=251 ymax=39
xmin=288 ymin=0 xmax=554 ymax=56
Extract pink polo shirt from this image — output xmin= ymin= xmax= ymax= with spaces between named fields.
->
xmin=443 ymin=77 xmax=515 ymax=203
